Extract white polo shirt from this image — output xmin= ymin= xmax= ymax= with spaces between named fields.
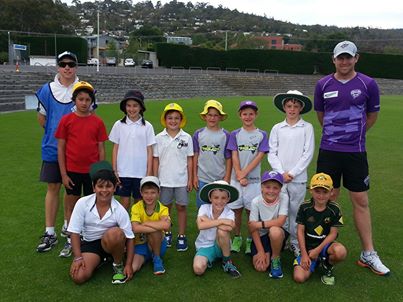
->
xmin=67 ymin=193 xmax=134 ymax=242
xmin=153 ymin=129 xmax=193 ymax=187
xmin=268 ymin=118 xmax=314 ymax=183
xmin=109 ymin=118 xmax=156 ymax=178
xmin=195 ymin=204 xmax=235 ymax=249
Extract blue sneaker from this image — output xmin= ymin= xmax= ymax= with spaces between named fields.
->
xmin=269 ymin=257 xmax=283 ymax=279
xmin=153 ymin=256 xmax=165 ymax=275
xmin=222 ymin=260 xmax=241 ymax=278
xmin=165 ymin=232 xmax=172 ymax=247
xmin=176 ymin=235 xmax=188 ymax=252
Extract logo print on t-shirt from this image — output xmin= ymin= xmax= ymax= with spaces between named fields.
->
xmin=201 ymin=145 xmax=220 ymax=155
xmin=351 ymin=89 xmax=362 ymax=99
xmin=238 ymin=143 xmax=258 ymax=154
xmin=177 ymin=139 xmax=188 ymax=149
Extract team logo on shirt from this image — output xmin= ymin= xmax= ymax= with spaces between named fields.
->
xmin=324 ymin=217 xmax=331 ymax=224
xmin=177 ymin=139 xmax=188 ymax=149
xmin=238 ymin=143 xmax=258 ymax=153
xmin=201 ymin=145 xmax=221 ymax=154
xmin=323 ymin=91 xmax=338 ymax=99
xmin=351 ymin=89 xmax=362 ymax=99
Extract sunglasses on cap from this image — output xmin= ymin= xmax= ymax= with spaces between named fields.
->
xmin=58 ymin=61 xmax=77 ymax=68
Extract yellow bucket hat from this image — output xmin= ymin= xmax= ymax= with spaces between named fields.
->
xmin=72 ymin=81 xmax=94 ymax=94
xmin=199 ymin=99 xmax=227 ymax=120
xmin=160 ymin=103 xmax=187 ymax=128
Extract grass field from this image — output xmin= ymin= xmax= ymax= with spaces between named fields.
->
xmin=1 ymin=95 xmax=402 ymax=301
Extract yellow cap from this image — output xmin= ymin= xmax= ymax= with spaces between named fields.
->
xmin=160 ymin=103 xmax=187 ymax=128
xmin=199 ymin=100 xmax=227 ymax=120
xmin=72 ymin=81 xmax=94 ymax=94
xmin=310 ymin=173 xmax=333 ymax=191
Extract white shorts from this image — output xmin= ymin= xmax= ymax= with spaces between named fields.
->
xmin=227 ymin=181 xmax=260 ymax=210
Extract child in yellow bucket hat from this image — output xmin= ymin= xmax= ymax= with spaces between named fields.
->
xmin=153 ymin=103 xmax=193 ymax=252
xmin=193 ymin=100 xmax=231 ymax=209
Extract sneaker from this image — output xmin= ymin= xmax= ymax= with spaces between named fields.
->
xmin=60 ymin=225 xmax=69 ymax=238
xmin=245 ymin=237 xmax=252 ymax=255
xmin=222 ymin=260 xmax=241 ymax=278
xmin=36 ymin=232 xmax=58 ymax=252
xmin=290 ymin=243 xmax=301 ymax=257
xmin=176 ymin=235 xmax=188 ymax=252
xmin=112 ymin=262 xmax=127 ymax=284
xmin=320 ymin=257 xmax=335 ymax=285
xmin=231 ymin=236 xmax=242 ymax=253
xmin=357 ymin=251 xmax=390 ymax=276
xmin=153 ymin=256 xmax=165 ymax=275
xmin=269 ymin=257 xmax=283 ymax=279
xmin=59 ymin=241 xmax=72 ymax=258
xmin=165 ymin=232 xmax=172 ymax=248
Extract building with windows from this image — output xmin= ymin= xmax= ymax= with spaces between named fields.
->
xmin=166 ymin=36 xmax=193 ymax=45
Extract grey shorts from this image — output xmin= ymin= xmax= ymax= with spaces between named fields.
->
xmin=39 ymin=161 xmax=61 ymax=183
xmin=159 ymin=186 xmax=189 ymax=206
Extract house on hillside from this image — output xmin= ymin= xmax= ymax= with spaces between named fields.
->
xmin=255 ymin=36 xmax=284 ymax=49
xmin=166 ymin=36 xmax=193 ymax=45
xmin=283 ymin=43 xmax=303 ymax=51
xmin=85 ymin=34 xmax=121 ymax=61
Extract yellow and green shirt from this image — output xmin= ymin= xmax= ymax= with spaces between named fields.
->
xmin=130 ymin=200 xmax=170 ymax=245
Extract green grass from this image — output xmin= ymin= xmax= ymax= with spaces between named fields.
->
xmin=1 ymin=96 xmax=402 ymax=301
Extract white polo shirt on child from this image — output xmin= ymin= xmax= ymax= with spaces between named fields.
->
xmin=195 ymin=203 xmax=235 ymax=249
xmin=67 ymin=193 xmax=134 ymax=242
xmin=109 ymin=118 xmax=156 ymax=178
xmin=153 ymin=128 xmax=193 ymax=187
xmin=268 ymin=118 xmax=314 ymax=183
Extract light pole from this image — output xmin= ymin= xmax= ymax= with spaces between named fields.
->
xmin=96 ymin=9 xmax=100 ymax=72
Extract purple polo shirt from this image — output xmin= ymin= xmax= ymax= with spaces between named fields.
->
xmin=314 ymin=72 xmax=380 ymax=152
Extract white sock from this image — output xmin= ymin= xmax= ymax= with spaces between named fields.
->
xmin=363 ymin=250 xmax=374 ymax=257
xmin=64 ymin=220 xmax=68 ymax=228
xmin=46 ymin=227 xmax=55 ymax=235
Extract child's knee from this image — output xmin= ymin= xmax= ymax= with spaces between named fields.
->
xmin=216 ymin=228 xmax=230 ymax=239
xmin=103 ymin=227 xmax=125 ymax=245
xmin=193 ymin=261 xmax=207 ymax=276
xmin=268 ymin=226 xmax=284 ymax=240
xmin=333 ymin=244 xmax=347 ymax=261
xmin=72 ymin=270 xmax=91 ymax=285
xmin=293 ymin=271 xmax=307 ymax=284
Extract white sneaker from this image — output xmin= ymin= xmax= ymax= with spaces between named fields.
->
xmin=357 ymin=251 xmax=390 ymax=276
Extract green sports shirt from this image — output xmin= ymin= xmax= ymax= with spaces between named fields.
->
xmin=296 ymin=198 xmax=344 ymax=250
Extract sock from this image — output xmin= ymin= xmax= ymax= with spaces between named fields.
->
xmin=363 ymin=250 xmax=374 ymax=257
xmin=64 ymin=220 xmax=68 ymax=228
xmin=222 ymin=256 xmax=231 ymax=263
xmin=45 ymin=227 xmax=55 ymax=235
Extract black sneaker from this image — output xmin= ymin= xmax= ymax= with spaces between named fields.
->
xmin=222 ymin=260 xmax=241 ymax=278
xmin=37 ymin=232 xmax=58 ymax=252
xmin=320 ymin=257 xmax=335 ymax=286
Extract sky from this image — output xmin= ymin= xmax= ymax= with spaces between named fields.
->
xmin=62 ymin=0 xmax=403 ymax=29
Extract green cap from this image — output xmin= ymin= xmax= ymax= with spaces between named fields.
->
xmin=89 ymin=160 xmax=113 ymax=180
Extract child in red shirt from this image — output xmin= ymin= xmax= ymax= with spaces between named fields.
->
xmin=55 ymin=81 xmax=108 ymax=258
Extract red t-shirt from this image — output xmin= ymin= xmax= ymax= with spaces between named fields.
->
xmin=55 ymin=113 xmax=108 ymax=173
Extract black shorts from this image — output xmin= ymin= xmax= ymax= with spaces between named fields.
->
xmin=81 ymin=239 xmax=111 ymax=260
xmin=251 ymin=229 xmax=289 ymax=257
xmin=39 ymin=161 xmax=61 ymax=183
xmin=115 ymin=177 xmax=141 ymax=199
xmin=316 ymin=149 xmax=369 ymax=192
xmin=65 ymin=172 xmax=93 ymax=196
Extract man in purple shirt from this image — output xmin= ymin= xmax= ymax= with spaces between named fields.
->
xmin=314 ymin=41 xmax=390 ymax=276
